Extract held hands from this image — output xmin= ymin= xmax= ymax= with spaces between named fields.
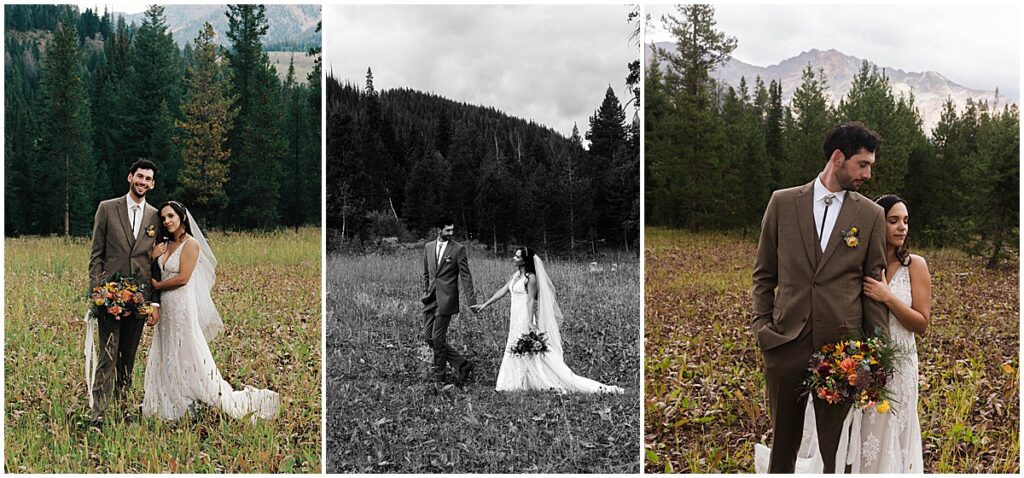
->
xmin=470 ymin=304 xmax=485 ymax=314
xmin=150 ymin=278 xmax=161 ymax=291
xmin=146 ymin=305 xmax=160 ymax=326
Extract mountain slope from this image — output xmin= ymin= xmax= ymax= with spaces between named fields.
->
xmin=119 ymin=5 xmax=320 ymax=50
xmin=647 ymin=43 xmax=1015 ymax=133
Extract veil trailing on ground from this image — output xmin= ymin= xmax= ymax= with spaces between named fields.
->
xmin=532 ymin=255 xmax=565 ymax=357
xmin=187 ymin=209 xmax=223 ymax=342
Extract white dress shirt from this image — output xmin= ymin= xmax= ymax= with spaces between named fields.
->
xmin=436 ymin=239 xmax=448 ymax=266
xmin=126 ymin=195 xmax=147 ymax=239
xmin=812 ymin=176 xmax=846 ymax=252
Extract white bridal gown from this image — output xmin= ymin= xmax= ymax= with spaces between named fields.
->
xmin=141 ymin=238 xmax=279 ymax=422
xmin=494 ymin=271 xmax=623 ymax=394
xmin=754 ymin=264 xmax=923 ymax=473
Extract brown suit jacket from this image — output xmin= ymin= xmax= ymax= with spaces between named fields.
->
xmin=88 ymin=195 xmax=161 ymax=303
xmin=422 ymin=239 xmax=476 ymax=316
xmin=752 ymin=180 xmax=889 ymax=351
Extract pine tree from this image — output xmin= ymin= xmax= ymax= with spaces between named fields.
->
xmin=586 ymin=85 xmax=628 ymax=242
xmin=786 ymin=64 xmax=833 ymax=186
xmin=176 ymin=22 xmax=237 ymax=227
xmin=40 ymin=15 xmax=99 ymax=236
xmin=225 ymin=4 xmax=286 ymax=229
xmin=130 ymin=5 xmax=181 ymax=196
xmin=650 ymin=4 xmax=736 ymax=229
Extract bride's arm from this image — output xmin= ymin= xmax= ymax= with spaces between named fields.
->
xmin=862 ymin=256 xmax=930 ymax=335
xmin=526 ymin=273 xmax=539 ymax=328
xmin=151 ymin=240 xmax=200 ymax=291
xmin=471 ymin=273 xmax=515 ymax=312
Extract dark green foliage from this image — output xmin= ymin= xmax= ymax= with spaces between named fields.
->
xmin=4 ymin=5 xmax=320 ymax=236
xmin=39 ymin=15 xmax=101 ymax=236
xmin=326 ymin=73 xmax=638 ymax=256
xmin=645 ymin=4 xmax=1018 ymax=265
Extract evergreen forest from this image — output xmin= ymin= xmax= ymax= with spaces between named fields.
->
xmin=645 ymin=5 xmax=1019 ymax=268
xmin=327 ymin=60 xmax=640 ymax=255
xmin=4 ymin=4 xmax=322 ymax=235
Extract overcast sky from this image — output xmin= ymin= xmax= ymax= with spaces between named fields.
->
xmin=74 ymin=3 xmax=146 ymax=15
xmin=646 ymin=3 xmax=1020 ymax=99
xmin=325 ymin=5 xmax=638 ymax=137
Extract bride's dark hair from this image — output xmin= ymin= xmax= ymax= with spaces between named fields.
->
xmin=156 ymin=201 xmax=193 ymax=242
xmin=874 ymin=194 xmax=911 ymax=266
xmin=516 ymin=246 xmax=537 ymax=275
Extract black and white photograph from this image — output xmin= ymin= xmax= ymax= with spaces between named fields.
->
xmin=324 ymin=4 xmax=641 ymax=473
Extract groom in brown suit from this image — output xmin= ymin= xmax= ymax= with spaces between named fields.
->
xmin=752 ymin=122 xmax=890 ymax=473
xmin=422 ymin=216 xmax=477 ymax=384
xmin=88 ymin=158 xmax=162 ymax=426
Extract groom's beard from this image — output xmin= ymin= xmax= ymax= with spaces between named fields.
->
xmin=131 ymin=183 xmax=150 ymax=198
xmin=836 ymin=171 xmax=864 ymax=191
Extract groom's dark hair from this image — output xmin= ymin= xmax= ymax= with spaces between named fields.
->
xmin=435 ymin=215 xmax=454 ymax=229
xmin=823 ymin=122 xmax=882 ymax=162
xmin=129 ymin=158 xmax=158 ymax=175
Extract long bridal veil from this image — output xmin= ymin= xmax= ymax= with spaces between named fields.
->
xmin=186 ymin=209 xmax=223 ymax=342
xmin=532 ymin=255 xmax=564 ymax=357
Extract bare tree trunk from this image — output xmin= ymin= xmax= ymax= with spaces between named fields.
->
xmin=64 ymin=152 xmax=70 ymax=236
xmin=384 ymin=186 xmax=398 ymax=220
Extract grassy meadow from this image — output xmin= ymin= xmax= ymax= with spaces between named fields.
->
xmin=326 ymin=247 xmax=640 ymax=473
xmin=644 ymin=228 xmax=1019 ymax=473
xmin=268 ymin=51 xmax=317 ymax=85
xmin=4 ymin=228 xmax=322 ymax=473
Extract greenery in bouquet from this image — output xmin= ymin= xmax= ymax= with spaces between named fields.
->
xmin=802 ymin=329 xmax=900 ymax=414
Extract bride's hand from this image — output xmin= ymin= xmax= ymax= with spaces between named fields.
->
xmin=470 ymin=304 xmax=485 ymax=313
xmin=151 ymin=242 xmax=167 ymax=260
xmin=146 ymin=307 xmax=160 ymax=326
xmin=862 ymin=276 xmax=891 ymax=304
xmin=150 ymin=278 xmax=161 ymax=291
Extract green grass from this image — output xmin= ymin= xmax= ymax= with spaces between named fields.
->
xmin=326 ymin=248 xmax=640 ymax=473
xmin=644 ymin=227 xmax=1019 ymax=473
xmin=4 ymin=228 xmax=322 ymax=473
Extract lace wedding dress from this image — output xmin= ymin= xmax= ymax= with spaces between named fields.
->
xmin=141 ymin=235 xmax=279 ymax=422
xmin=494 ymin=258 xmax=623 ymax=394
xmin=754 ymin=264 xmax=922 ymax=473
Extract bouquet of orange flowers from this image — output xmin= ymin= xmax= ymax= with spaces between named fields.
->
xmin=89 ymin=273 xmax=150 ymax=320
xmin=802 ymin=330 xmax=899 ymax=414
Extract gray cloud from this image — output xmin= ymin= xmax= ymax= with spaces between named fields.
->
xmin=326 ymin=5 xmax=638 ymax=137
xmin=646 ymin=4 xmax=1019 ymax=99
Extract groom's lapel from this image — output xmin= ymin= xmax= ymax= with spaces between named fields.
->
xmin=130 ymin=206 xmax=155 ymax=254
xmin=817 ymin=194 xmax=862 ymax=272
xmin=795 ymin=182 xmax=818 ymax=270
xmin=438 ymin=242 xmax=453 ymax=270
xmin=115 ymin=196 xmax=135 ymax=248
xmin=427 ymin=240 xmax=438 ymax=278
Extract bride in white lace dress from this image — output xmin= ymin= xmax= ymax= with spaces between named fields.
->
xmin=471 ymin=247 xmax=623 ymax=394
xmin=141 ymin=201 xmax=279 ymax=422
xmin=755 ymin=195 xmax=931 ymax=473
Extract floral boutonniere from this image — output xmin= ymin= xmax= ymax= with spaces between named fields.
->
xmin=444 ymin=257 xmax=453 ymax=264
xmin=842 ymin=226 xmax=859 ymax=248
xmin=146 ymin=225 xmax=156 ymax=237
